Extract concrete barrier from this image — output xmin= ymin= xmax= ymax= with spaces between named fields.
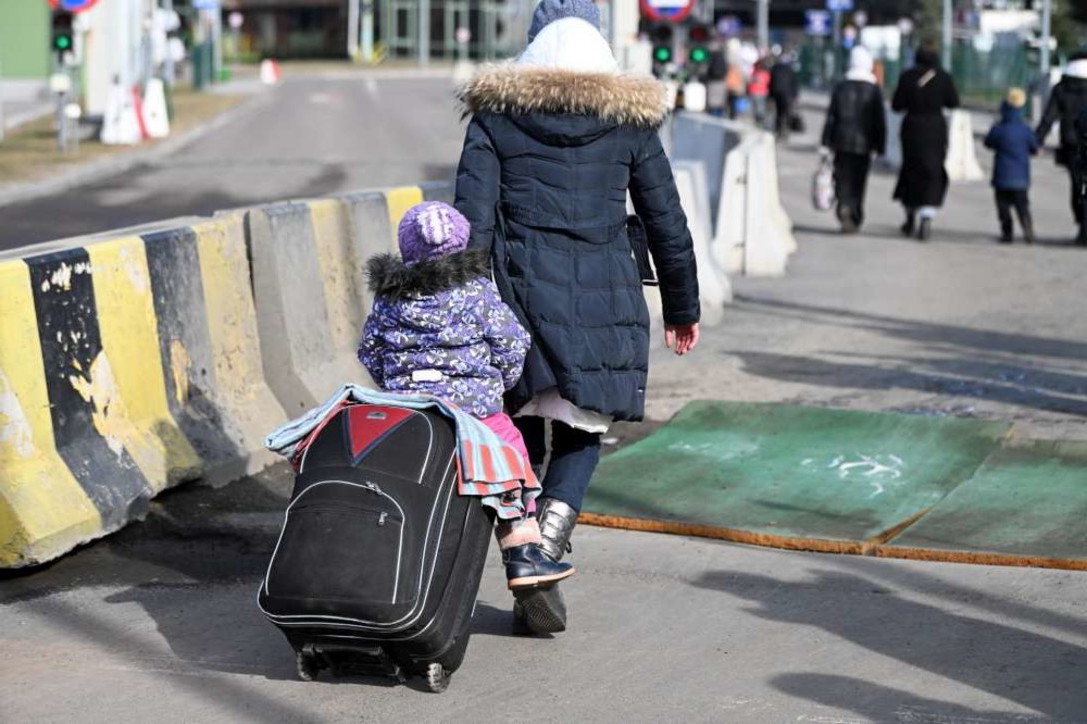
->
xmin=743 ymin=134 xmax=798 ymax=274
xmin=671 ymin=112 xmax=795 ymax=277
xmin=246 ymin=202 xmax=374 ymax=415
xmin=0 ymin=236 xmax=212 ymax=567
xmin=946 ymin=109 xmax=985 ymax=182
xmin=673 ymin=160 xmax=731 ymax=327
xmin=244 ymin=184 xmax=431 ymax=414
xmin=141 ymin=215 xmax=286 ymax=485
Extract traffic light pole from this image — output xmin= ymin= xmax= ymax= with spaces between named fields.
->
xmin=757 ymin=0 xmax=769 ymax=53
xmin=1040 ymin=0 xmax=1052 ymax=100
xmin=941 ymin=0 xmax=952 ymax=69
xmin=163 ymin=0 xmax=176 ymax=86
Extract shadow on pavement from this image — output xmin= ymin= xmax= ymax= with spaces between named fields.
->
xmin=772 ymin=673 xmax=1055 ymax=723
xmin=29 ymin=596 xmax=312 ymax=720
xmin=692 ymin=568 xmax=1087 ymax=720
xmin=735 ymin=350 xmax=1087 ymax=417
xmin=837 ymin=556 xmax=1087 ymax=641
xmin=729 ymin=295 xmax=1087 ymax=417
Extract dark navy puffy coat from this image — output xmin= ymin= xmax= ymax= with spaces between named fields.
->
xmin=454 ymin=66 xmax=700 ymax=421
xmin=984 ymin=103 xmax=1039 ymax=190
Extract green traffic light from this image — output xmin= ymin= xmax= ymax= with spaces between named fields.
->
xmin=654 ymin=46 xmax=672 ymax=63
xmin=689 ymin=47 xmax=708 ymax=63
xmin=56 ymin=36 xmax=72 ymax=50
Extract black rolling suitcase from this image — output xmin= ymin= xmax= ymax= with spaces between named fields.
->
xmin=258 ymin=402 xmax=492 ymax=692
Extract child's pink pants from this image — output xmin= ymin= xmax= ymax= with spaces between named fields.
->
xmin=479 ymin=412 xmax=537 ymax=518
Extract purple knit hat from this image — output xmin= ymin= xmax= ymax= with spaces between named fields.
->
xmin=397 ymin=201 xmax=471 ymax=264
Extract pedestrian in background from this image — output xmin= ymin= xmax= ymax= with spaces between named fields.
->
xmin=748 ymin=58 xmax=772 ymax=128
xmin=891 ymin=39 xmax=960 ymax=241
xmin=770 ymin=51 xmax=800 ymax=140
xmin=725 ymin=62 xmax=746 ymax=119
xmin=984 ymin=88 xmax=1038 ymax=244
xmin=821 ymin=46 xmax=887 ymax=233
xmin=705 ymin=44 xmax=729 ymax=118
xmin=454 ymin=0 xmax=701 ymax=634
xmin=1035 ymin=51 xmax=1087 ymax=245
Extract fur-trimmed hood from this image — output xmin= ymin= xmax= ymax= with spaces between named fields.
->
xmin=458 ymin=65 xmax=669 ymax=128
xmin=367 ymin=249 xmax=490 ymax=300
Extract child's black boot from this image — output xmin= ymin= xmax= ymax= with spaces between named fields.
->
xmin=503 ymin=544 xmax=575 ymax=590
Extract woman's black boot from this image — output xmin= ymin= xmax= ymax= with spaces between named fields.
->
xmin=901 ymin=211 xmax=916 ymax=237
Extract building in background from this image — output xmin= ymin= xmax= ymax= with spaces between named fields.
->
xmin=221 ymin=0 xmax=347 ymax=60
xmin=0 ymin=1 xmax=51 ymax=104
xmin=219 ymin=0 xmax=539 ymax=61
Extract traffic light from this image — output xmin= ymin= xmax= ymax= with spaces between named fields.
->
xmin=649 ymin=23 xmax=674 ymax=74
xmin=51 ymin=11 xmax=74 ymax=59
xmin=688 ymin=24 xmax=710 ymax=65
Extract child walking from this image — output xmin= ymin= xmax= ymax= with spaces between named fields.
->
xmin=984 ymin=88 xmax=1039 ymax=244
xmin=358 ymin=201 xmax=574 ymax=590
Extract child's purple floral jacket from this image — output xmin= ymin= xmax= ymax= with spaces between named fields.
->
xmin=358 ymin=249 xmax=530 ymax=418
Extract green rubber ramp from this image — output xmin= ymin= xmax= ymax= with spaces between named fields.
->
xmin=877 ymin=441 xmax=1087 ymax=570
xmin=581 ymin=401 xmax=1010 ymax=554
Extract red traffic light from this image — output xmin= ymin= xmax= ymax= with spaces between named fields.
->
xmin=688 ymin=24 xmax=711 ymax=43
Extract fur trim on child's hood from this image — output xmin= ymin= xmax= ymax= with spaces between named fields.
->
xmin=366 ymin=248 xmax=491 ymax=300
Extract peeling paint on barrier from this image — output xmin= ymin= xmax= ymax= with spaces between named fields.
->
xmin=68 ymin=351 xmax=128 ymax=458
xmin=169 ymin=340 xmax=191 ymax=406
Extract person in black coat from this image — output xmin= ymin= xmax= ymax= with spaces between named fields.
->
xmin=891 ymin=42 xmax=960 ymax=241
xmin=1035 ymin=52 xmax=1087 ymax=243
xmin=821 ymin=46 xmax=887 ymax=232
xmin=454 ymin=3 xmax=701 ymax=634
xmin=770 ymin=53 xmax=800 ymax=140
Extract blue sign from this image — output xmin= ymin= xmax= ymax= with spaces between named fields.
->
xmin=192 ymin=0 xmax=221 ymax=9
xmin=715 ymin=16 xmax=742 ymax=37
xmin=51 ymin=0 xmax=99 ymax=11
xmin=804 ymin=10 xmax=832 ymax=36
xmin=826 ymin=0 xmax=853 ymax=12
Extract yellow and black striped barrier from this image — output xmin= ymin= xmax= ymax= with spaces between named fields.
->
xmin=0 ymin=182 xmax=450 ymax=567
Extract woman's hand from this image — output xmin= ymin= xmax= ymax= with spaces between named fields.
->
xmin=664 ymin=323 xmax=700 ymax=356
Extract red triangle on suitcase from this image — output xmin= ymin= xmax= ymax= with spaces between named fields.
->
xmin=346 ymin=405 xmax=416 ymax=462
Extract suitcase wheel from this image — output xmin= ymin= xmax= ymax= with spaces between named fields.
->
xmin=425 ymin=663 xmax=451 ymax=693
xmin=296 ymin=651 xmax=322 ymax=682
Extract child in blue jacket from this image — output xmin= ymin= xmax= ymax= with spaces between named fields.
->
xmin=984 ymin=88 xmax=1039 ymax=243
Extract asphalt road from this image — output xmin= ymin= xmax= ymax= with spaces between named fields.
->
xmin=0 ymin=70 xmax=465 ymax=251
xmin=3 ymin=466 xmax=1086 ymax=723
xmin=2 ymin=72 xmax=1086 ymax=722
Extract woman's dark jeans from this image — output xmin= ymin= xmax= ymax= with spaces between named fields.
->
xmin=514 ymin=415 xmax=601 ymax=513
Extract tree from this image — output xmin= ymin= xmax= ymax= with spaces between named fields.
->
xmin=914 ymin=0 xmax=943 ymax=44
xmin=1050 ymin=0 xmax=1084 ymax=55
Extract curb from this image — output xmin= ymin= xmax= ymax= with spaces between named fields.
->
xmin=0 ymin=90 xmax=272 ymax=209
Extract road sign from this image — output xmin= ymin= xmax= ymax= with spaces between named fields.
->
xmin=640 ymin=0 xmax=697 ymax=24
xmin=192 ymin=0 xmax=220 ymax=10
xmin=47 ymin=0 xmax=99 ymax=13
xmin=804 ymin=9 xmax=831 ymax=36
xmin=715 ymin=16 xmax=741 ymax=37
xmin=826 ymin=0 xmax=853 ymax=12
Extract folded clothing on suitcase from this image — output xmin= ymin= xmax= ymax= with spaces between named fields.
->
xmin=266 ymin=385 xmax=540 ymax=519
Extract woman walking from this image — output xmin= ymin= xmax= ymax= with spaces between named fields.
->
xmin=891 ymin=41 xmax=960 ymax=241
xmin=821 ymin=46 xmax=887 ymax=233
xmin=454 ymin=0 xmax=701 ymax=634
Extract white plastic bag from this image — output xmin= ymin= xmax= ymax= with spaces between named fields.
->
xmin=812 ymin=155 xmax=835 ymax=212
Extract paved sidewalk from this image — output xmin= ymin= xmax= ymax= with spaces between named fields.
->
xmin=645 ymin=107 xmax=1087 ymax=443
